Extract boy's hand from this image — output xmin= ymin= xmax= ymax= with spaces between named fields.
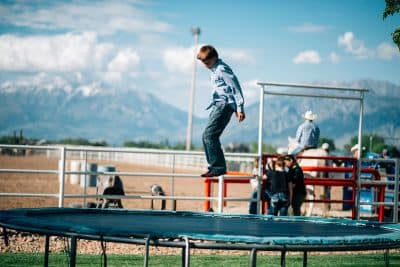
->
xmin=236 ymin=112 xmax=245 ymax=122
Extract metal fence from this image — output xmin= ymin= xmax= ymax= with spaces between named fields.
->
xmin=360 ymin=157 xmax=400 ymax=223
xmin=0 ymin=144 xmax=255 ymax=213
xmin=1 ymin=144 xmax=399 ymax=221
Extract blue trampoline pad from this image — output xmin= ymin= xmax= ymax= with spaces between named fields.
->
xmin=1 ymin=208 xmax=400 ymax=246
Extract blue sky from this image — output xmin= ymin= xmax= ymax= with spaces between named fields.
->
xmin=0 ymin=0 xmax=399 ymax=117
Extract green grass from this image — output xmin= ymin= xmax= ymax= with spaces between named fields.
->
xmin=1 ymin=252 xmax=399 ymax=267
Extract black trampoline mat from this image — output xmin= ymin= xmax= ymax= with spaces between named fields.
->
xmin=1 ymin=208 xmax=399 ymax=245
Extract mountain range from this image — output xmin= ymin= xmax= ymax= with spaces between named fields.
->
xmin=0 ymin=79 xmax=399 ymax=148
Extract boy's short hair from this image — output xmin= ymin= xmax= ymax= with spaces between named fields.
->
xmin=283 ymin=154 xmax=296 ymax=162
xmin=275 ymin=156 xmax=285 ymax=167
xmin=197 ymin=45 xmax=219 ymax=61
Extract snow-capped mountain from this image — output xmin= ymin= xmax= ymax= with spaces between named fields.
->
xmin=0 ymin=79 xmax=399 ymax=148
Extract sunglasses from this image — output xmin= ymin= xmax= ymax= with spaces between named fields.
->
xmin=198 ymin=54 xmax=212 ymax=63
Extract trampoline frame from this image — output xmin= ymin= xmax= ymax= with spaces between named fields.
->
xmin=2 ymin=224 xmax=399 ymax=267
xmin=2 ymin=208 xmax=400 ymax=267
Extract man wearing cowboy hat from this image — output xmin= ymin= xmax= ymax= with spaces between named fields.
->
xmin=295 ymin=110 xmax=320 ymax=151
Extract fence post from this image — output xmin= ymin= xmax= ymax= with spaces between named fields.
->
xmin=394 ymin=158 xmax=399 ymax=223
xmin=58 ymin=146 xmax=66 ymax=208
xmin=171 ymin=154 xmax=176 ymax=211
xmin=256 ymin=85 xmax=265 ymax=214
xmin=355 ymin=159 xmax=361 ymax=220
xmin=217 ymin=175 xmax=224 ymax=213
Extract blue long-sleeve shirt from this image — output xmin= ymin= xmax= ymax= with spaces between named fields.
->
xmin=295 ymin=120 xmax=320 ymax=148
xmin=207 ymin=59 xmax=245 ymax=113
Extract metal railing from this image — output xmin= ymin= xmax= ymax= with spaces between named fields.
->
xmin=256 ymin=82 xmax=368 ymax=217
xmin=1 ymin=144 xmax=398 ymax=221
xmin=360 ymin=157 xmax=400 ymax=223
xmin=0 ymin=144 xmax=255 ymax=212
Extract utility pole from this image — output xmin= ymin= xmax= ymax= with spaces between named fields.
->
xmin=185 ymin=27 xmax=201 ymax=150
xmin=369 ymin=135 xmax=373 ymax=152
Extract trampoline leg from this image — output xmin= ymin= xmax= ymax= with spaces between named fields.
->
xmin=384 ymin=249 xmax=389 ymax=267
xmin=183 ymin=237 xmax=190 ymax=267
xmin=2 ymin=227 xmax=9 ymax=246
xmin=181 ymin=246 xmax=186 ymax=267
xmin=172 ymin=200 xmax=177 ymax=211
xmin=101 ymin=239 xmax=107 ymax=267
xmin=144 ymin=237 xmax=150 ymax=267
xmin=303 ymin=251 xmax=307 ymax=267
xmin=69 ymin=236 xmax=77 ymax=267
xmin=249 ymin=248 xmax=257 ymax=267
xmin=44 ymin=235 xmax=50 ymax=267
xmin=280 ymin=251 xmax=286 ymax=267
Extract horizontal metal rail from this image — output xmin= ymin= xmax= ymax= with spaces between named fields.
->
xmin=257 ymin=81 xmax=369 ymax=92
xmin=0 ymin=144 xmax=61 ymax=150
xmin=263 ymin=91 xmax=362 ymax=100
xmin=0 ymin=193 xmax=253 ymax=203
xmin=360 ymin=202 xmax=395 ymax=206
xmin=0 ymin=169 xmax=253 ymax=179
xmin=0 ymin=144 xmax=255 ymax=158
xmin=0 ymin=193 xmax=59 ymax=197
xmin=0 ymin=169 xmax=58 ymax=174
xmin=66 ymin=171 xmax=253 ymax=179
xmin=0 ymin=144 xmax=257 ymax=158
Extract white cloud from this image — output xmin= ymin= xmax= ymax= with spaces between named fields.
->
xmin=329 ymin=52 xmax=341 ymax=63
xmin=107 ymin=48 xmax=140 ymax=72
xmin=222 ymin=48 xmax=256 ymax=65
xmin=376 ymin=42 xmax=399 ymax=60
xmin=163 ymin=46 xmax=197 ymax=74
xmin=242 ymin=79 xmax=261 ymax=104
xmin=338 ymin=32 xmax=374 ymax=59
xmin=288 ymin=23 xmax=327 ymax=33
xmin=103 ymin=49 xmax=141 ymax=84
xmin=93 ymin=43 xmax=115 ymax=70
xmin=1 ymin=1 xmax=172 ymax=36
xmin=293 ymin=50 xmax=321 ymax=64
xmin=103 ymin=71 xmax=123 ymax=84
xmin=0 ymin=32 xmax=116 ymax=72
xmin=76 ymin=82 xmax=104 ymax=97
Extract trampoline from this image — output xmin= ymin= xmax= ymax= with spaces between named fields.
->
xmin=1 ymin=208 xmax=400 ymax=267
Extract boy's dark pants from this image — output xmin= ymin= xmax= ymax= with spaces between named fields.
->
xmin=202 ymin=102 xmax=233 ymax=175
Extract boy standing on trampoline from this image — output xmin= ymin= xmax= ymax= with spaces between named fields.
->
xmin=197 ymin=45 xmax=245 ymax=177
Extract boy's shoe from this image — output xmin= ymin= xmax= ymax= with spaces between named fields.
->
xmin=200 ymin=171 xmax=226 ymax=177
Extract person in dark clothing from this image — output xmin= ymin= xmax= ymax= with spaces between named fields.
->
xmin=284 ymin=155 xmax=306 ymax=216
xmin=97 ymin=176 xmax=125 ymax=209
xmin=265 ymin=156 xmax=291 ymax=216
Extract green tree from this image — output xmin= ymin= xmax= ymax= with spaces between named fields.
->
xmin=0 ymin=135 xmax=18 ymax=144
xmin=318 ymin=137 xmax=336 ymax=151
xmin=249 ymin=142 xmax=276 ymax=154
xmin=56 ymin=138 xmax=92 ymax=146
xmin=345 ymin=134 xmax=400 ymax=157
xmin=123 ymin=140 xmax=196 ymax=150
xmin=383 ymin=0 xmax=400 ymax=51
xmin=53 ymin=138 xmax=108 ymax=146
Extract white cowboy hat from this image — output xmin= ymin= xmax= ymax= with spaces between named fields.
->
xmin=321 ymin=143 xmax=330 ymax=150
xmin=303 ymin=110 xmax=317 ymax=120
xmin=276 ymin=147 xmax=288 ymax=155
xmin=350 ymin=144 xmax=359 ymax=152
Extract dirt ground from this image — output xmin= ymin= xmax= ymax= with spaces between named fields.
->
xmin=0 ymin=154 xmax=363 ymax=255
xmin=0 ymin=154 xmax=254 ymax=212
